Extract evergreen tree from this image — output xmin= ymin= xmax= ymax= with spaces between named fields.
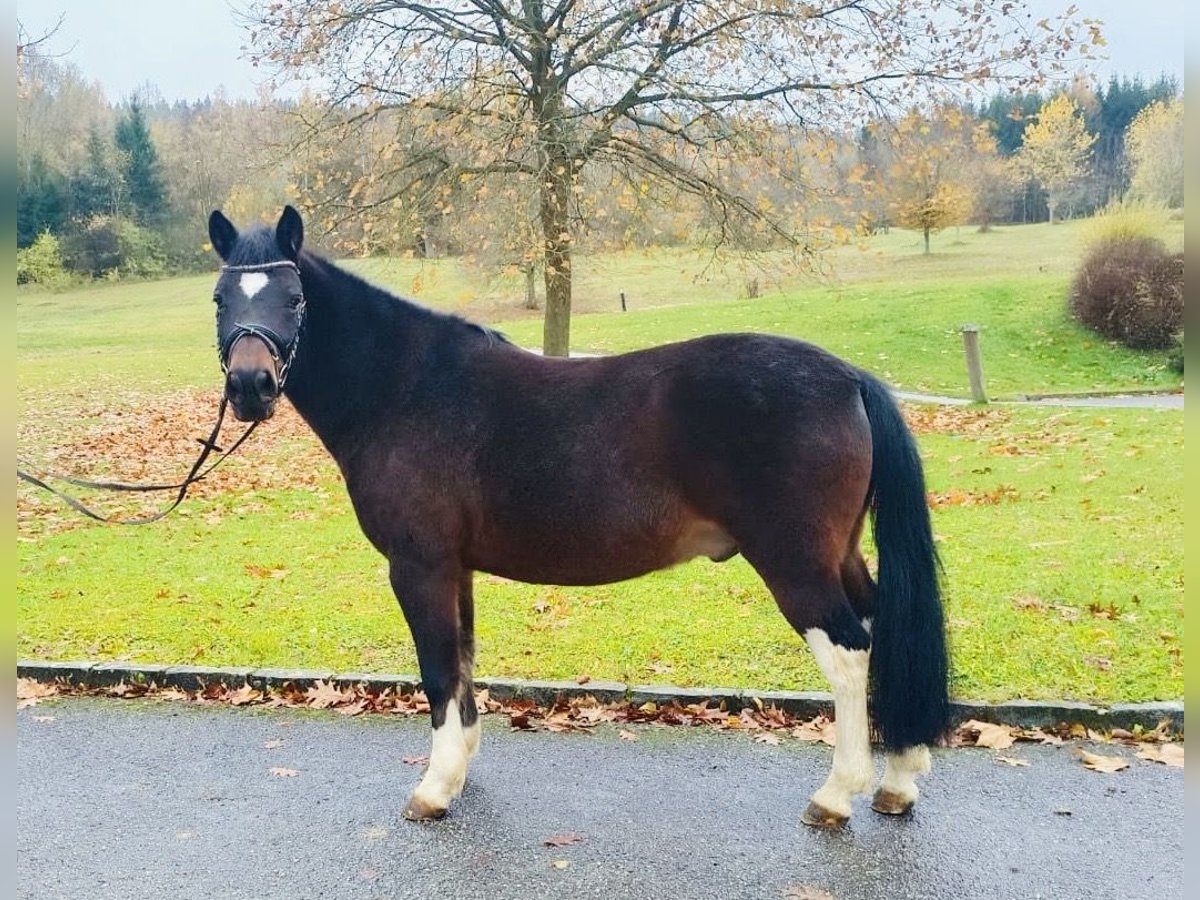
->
xmin=72 ymin=126 xmax=123 ymax=221
xmin=977 ymin=91 xmax=1044 ymax=156
xmin=17 ymin=152 xmax=68 ymax=247
xmin=114 ymin=101 xmax=169 ymax=227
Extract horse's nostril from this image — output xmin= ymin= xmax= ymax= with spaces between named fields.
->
xmin=254 ymin=369 xmax=276 ymax=397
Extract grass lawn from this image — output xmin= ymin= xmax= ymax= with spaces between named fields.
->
xmin=16 ymin=219 xmax=1184 ymax=703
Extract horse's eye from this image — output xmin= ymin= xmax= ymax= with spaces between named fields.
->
xmin=213 ymin=292 xmax=223 ymax=305
xmin=289 ymin=293 xmax=304 ymax=308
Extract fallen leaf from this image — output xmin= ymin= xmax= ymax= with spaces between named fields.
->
xmin=996 ymin=755 xmax=1029 ymax=767
xmin=961 ymin=719 xmax=1016 ymax=750
xmin=229 ymin=684 xmax=262 ymax=706
xmin=783 ymin=885 xmax=838 ymax=900
xmin=543 ymin=832 xmax=584 ymax=847
xmin=263 ymin=739 xmax=284 ymax=750
xmin=305 ymin=680 xmax=348 ymax=709
xmin=618 ymin=729 xmax=638 ymax=742
xmin=551 ymin=860 xmax=570 ymax=870
xmin=269 ymin=767 xmax=299 ymax=778
xmin=16 ymin=678 xmax=59 ymax=709
xmin=1076 ymin=749 xmax=1128 ymax=773
xmin=755 ymin=732 xmax=782 ymax=746
xmin=1136 ymin=744 xmax=1184 ymax=768
xmin=31 ymin=715 xmax=56 ymax=723
xmin=575 ymin=674 xmax=591 ymax=685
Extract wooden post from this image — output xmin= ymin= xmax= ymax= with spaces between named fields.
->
xmin=960 ymin=324 xmax=987 ymax=403
xmin=620 ymin=291 xmax=626 ymax=312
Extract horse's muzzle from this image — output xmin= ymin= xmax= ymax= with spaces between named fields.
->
xmin=226 ymin=368 xmax=279 ymax=421
xmin=224 ymin=335 xmax=280 ymax=421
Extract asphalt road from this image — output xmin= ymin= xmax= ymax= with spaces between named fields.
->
xmin=18 ymin=698 xmax=1182 ymax=900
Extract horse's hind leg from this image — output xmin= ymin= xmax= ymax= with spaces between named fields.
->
xmin=749 ymin=552 xmax=873 ymax=829
xmin=872 ymin=745 xmax=931 ymax=815
xmin=842 ymin=540 xmax=933 ymax=816
xmin=457 ymin=571 xmax=481 ymax=763
xmin=389 ymin=558 xmax=478 ymax=821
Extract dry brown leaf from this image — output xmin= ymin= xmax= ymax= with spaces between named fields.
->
xmin=792 ymin=715 xmax=837 ymax=746
xmin=543 ymin=832 xmax=584 ymax=847
xmin=269 ymin=767 xmax=299 ymax=778
xmin=229 ymin=684 xmax=262 ymax=706
xmin=305 ymin=680 xmax=348 ymax=709
xmin=961 ymin=719 xmax=1016 ymax=750
xmin=1136 ymin=744 xmax=1184 ymax=768
xmin=31 ymin=715 xmax=56 ymax=723
xmin=263 ymin=739 xmax=284 ymax=750
xmin=1076 ymin=749 xmax=1129 ymax=773
xmin=618 ymin=728 xmax=638 ymax=742
xmin=783 ymin=885 xmax=838 ymax=900
xmin=17 ymin=678 xmax=59 ymax=709
xmin=755 ymin=732 xmax=782 ymax=746
xmin=996 ymin=755 xmax=1029 ymax=767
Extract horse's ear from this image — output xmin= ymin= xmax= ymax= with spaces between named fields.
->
xmin=276 ymin=205 xmax=304 ymax=260
xmin=208 ymin=210 xmax=238 ymax=260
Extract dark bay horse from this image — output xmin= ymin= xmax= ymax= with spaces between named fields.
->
xmin=208 ymin=206 xmax=949 ymax=828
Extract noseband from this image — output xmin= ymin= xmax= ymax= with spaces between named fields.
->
xmin=218 ymin=260 xmax=306 ymax=389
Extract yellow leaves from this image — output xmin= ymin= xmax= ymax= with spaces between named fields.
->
xmin=244 ymin=564 xmax=289 ymax=580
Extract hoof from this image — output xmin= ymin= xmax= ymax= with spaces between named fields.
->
xmin=403 ymin=795 xmax=448 ymax=822
xmin=801 ymin=801 xmax=849 ymax=829
xmin=871 ymin=789 xmax=915 ymax=816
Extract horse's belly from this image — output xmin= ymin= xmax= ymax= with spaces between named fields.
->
xmin=468 ymin=515 xmax=737 ymax=586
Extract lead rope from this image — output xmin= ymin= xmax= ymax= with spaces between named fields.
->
xmin=16 ymin=397 xmax=259 ymax=525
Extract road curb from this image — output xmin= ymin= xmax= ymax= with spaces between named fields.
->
xmin=17 ymin=659 xmax=1183 ymax=733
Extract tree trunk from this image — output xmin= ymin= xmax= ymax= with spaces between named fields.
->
xmin=923 ymin=227 xmax=931 ymax=255
xmin=1048 ymin=193 xmax=1058 ymax=225
xmin=540 ymin=174 xmax=572 ymax=356
xmin=523 ymin=263 xmax=539 ymax=310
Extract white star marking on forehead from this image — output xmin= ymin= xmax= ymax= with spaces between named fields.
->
xmin=240 ymin=272 xmax=270 ymax=299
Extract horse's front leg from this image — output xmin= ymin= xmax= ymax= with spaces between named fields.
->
xmin=389 ymin=558 xmax=479 ymax=821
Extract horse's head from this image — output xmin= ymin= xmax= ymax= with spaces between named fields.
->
xmin=208 ymin=206 xmax=307 ymax=422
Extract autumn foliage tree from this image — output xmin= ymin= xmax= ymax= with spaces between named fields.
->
xmin=1016 ymin=94 xmax=1095 ymax=224
xmin=1125 ymin=98 xmax=1184 ymax=208
xmin=247 ymin=1 xmax=1097 ymax=355
xmin=880 ymin=106 xmax=996 ymax=253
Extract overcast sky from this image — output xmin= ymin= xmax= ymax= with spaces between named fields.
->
xmin=17 ymin=0 xmax=1187 ymax=104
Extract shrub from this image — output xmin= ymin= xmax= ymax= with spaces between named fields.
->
xmin=62 ymin=215 xmax=167 ymax=279
xmin=1167 ymin=331 xmax=1184 ymax=374
xmin=1070 ymin=235 xmax=1183 ymax=350
xmin=16 ymin=230 xmax=69 ymax=287
xmin=1080 ymin=200 xmax=1168 ymax=247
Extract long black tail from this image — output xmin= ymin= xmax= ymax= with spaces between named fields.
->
xmin=858 ymin=372 xmax=950 ymax=750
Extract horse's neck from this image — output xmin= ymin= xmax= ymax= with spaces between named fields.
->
xmin=283 ymin=256 xmax=430 ymax=454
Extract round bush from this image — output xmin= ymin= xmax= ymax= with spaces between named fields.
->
xmin=1070 ymin=235 xmax=1184 ymax=351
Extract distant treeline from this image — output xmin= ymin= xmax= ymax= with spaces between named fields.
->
xmin=16 ymin=45 xmax=1181 ymax=283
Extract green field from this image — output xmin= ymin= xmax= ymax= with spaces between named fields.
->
xmin=16 ymin=220 xmax=1184 ymax=703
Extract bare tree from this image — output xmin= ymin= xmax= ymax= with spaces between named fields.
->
xmin=248 ymin=1 xmax=1098 ymax=355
